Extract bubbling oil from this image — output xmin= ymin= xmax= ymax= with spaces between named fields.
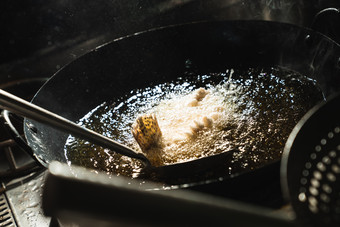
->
xmin=64 ymin=67 xmax=323 ymax=180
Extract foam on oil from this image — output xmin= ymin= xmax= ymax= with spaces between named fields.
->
xmin=65 ymin=67 xmax=323 ymax=180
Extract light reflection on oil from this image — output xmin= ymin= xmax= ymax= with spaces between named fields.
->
xmin=64 ymin=67 xmax=323 ymax=182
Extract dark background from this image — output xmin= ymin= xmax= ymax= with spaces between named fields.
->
xmin=0 ymin=0 xmax=340 ymax=84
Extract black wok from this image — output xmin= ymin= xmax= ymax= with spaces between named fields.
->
xmin=23 ymin=20 xmax=340 ymax=197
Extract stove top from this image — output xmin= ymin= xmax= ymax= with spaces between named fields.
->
xmin=4 ymin=171 xmax=49 ymax=227
xmin=0 ymin=78 xmax=48 ymax=227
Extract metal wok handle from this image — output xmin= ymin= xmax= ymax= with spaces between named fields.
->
xmin=43 ymin=162 xmax=295 ymax=227
xmin=0 ymin=89 xmax=150 ymax=166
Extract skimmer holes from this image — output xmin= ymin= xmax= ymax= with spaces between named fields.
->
xmin=298 ymin=126 xmax=340 ymax=224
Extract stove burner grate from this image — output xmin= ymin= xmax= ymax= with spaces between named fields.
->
xmin=0 ymin=78 xmax=46 ymax=183
xmin=0 ymin=111 xmax=42 ymax=180
xmin=0 ymin=193 xmax=17 ymax=227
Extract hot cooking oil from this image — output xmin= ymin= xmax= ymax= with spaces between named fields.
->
xmin=64 ymin=67 xmax=323 ymax=180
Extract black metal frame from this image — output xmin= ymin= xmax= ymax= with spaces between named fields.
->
xmin=0 ymin=110 xmax=43 ymax=180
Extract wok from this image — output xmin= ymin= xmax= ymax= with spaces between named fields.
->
xmin=23 ymin=20 xmax=340 ymax=192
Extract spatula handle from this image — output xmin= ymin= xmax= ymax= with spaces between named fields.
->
xmin=0 ymin=89 xmax=150 ymax=166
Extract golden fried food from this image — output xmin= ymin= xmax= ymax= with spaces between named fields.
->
xmin=131 ymin=114 xmax=162 ymax=151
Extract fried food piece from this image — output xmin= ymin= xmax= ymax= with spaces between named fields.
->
xmin=132 ymin=114 xmax=162 ymax=152
xmin=195 ymin=87 xmax=209 ymax=101
xmin=202 ymin=116 xmax=213 ymax=127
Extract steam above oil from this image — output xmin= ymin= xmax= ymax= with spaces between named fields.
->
xmin=64 ymin=67 xmax=323 ymax=180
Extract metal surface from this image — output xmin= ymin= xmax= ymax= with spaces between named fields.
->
xmin=0 ymin=79 xmax=47 ymax=179
xmin=0 ymin=79 xmax=51 ymax=227
xmin=4 ymin=171 xmax=50 ymax=227
xmin=281 ymin=93 xmax=340 ymax=227
xmin=311 ymin=8 xmax=340 ymax=44
xmin=0 ymin=89 xmax=150 ymax=165
xmin=43 ymin=161 xmax=296 ymax=227
xmin=0 ymin=193 xmax=17 ymax=227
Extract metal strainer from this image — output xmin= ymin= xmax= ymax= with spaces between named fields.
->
xmin=281 ymin=93 xmax=340 ymax=227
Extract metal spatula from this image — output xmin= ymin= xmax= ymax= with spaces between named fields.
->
xmin=0 ymin=89 xmax=236 ymax=180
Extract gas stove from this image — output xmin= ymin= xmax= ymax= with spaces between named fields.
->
xmin=1 ymin=1 xmax=340 ymax=226
xmin=0 ymin=78 xmax=51 ymax=227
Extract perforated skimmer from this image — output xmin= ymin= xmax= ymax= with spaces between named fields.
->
xmin=281 ymin=92 xmax=340 ymax=227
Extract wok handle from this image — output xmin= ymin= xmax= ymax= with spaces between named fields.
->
xmin=0 ymin=89 xmax=150 ymax=166
xmin=43 ymin=162 xmax=296 ymax=227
